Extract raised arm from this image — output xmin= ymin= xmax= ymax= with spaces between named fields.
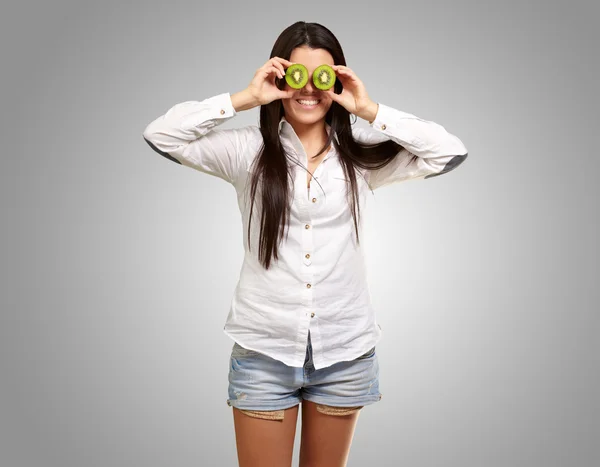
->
xmin=142 ymin=90 xmax=258 ymax=185
xmin=353 ymin=103 xmax=468 ymax=190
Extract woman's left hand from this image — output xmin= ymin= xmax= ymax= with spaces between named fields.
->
xmin=326 ymin=65 xmax=377 ymax=121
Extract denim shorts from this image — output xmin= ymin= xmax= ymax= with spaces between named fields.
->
xmin=226 ymin=330 xmax=382 ymax=411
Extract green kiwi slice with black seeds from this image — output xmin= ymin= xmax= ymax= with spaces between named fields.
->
xmin=313 ymin=64 xmax=336 ymax=90
xmin=285 ymin=64 xmax=309 ymax=89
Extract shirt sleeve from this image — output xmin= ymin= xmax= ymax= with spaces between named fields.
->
xmin=352 ymin=103 xmax=469 ymax=190
xmin=142 ymin=92 xmax=253 ymax=185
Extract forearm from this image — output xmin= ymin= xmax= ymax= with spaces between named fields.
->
xmin=231 ymin=89 xmax=259 ymax=112
xmin=358 ymin=100 xmax=379 ymax=124
xmin=370 ymin=102 xmax=468 ymax=158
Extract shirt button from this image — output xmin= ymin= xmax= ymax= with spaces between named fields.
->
xmin=305 ymin=224 xmax=311 ymax=229
xmin=305 ymin=253 xmax=310 ymax=259
xmin=311 ymin=312 xmax=315 ymax=318
xmin=220 ymin=109 xmax=225 ymax=115
xmin=312 ymin=197 xmax=317 ymax=203
xmin=381 ymin=124 xmax=386 ymax=130
xmin=306 ymin=283 xmax=311 ymax=288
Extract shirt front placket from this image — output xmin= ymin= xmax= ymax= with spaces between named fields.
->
xmin=287 ymin=137 xmax=321 ymax=318
xmin=282 ymin=124 xmax=335 ymax=328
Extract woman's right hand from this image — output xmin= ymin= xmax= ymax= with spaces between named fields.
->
xmin=246 ymin=57 xmax=297 ymax=106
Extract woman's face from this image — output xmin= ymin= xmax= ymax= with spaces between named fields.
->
xmin=281 ymin=46 xmax=335 ymax=128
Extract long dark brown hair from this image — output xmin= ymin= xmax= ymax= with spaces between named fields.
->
xmin=249 ymin=21 xmax=417 ymax=269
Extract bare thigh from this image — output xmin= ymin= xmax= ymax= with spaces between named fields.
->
xmin=232 ymin=404 xmax=300 ymax=467
xmin=299 ymin=399 xmax=361 ymax=467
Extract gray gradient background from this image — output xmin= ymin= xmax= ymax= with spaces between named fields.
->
xmin=1 ymin=0 xmax=598 ymax=466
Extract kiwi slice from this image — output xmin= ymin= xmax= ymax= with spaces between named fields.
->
xmin=313 ymin=64 xmax=336 ymax=91
xmin=285 ymin=64 xmax=309 ymax=89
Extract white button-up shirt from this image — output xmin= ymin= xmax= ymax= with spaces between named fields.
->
xmin=142 ymin=92 xmax=468 ymax=370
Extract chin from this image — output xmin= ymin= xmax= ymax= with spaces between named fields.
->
xmin=294 ymin=112 xmax=325 ymax=123
xmin=283 ymin=101 xmax=331 ymax=124
xmin=293 ymin=107 xmax=330 ymax=123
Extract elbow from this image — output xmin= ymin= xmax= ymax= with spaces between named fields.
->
xmin=441 ymin=136 xmax=468 ymax=172
xmin=142 ymin=121 xmax=155 ymax=143
xmin=453 ymin=134 xmax=468 ymax=159
xmin=141 ymin=131 xmax=182 ymax=165
xmin=424 ymin=133 xmax=468 ymax=179
xmin=424 ymin=152 xmax=468 ymax=179
xmin=141 ymin=124 xmax=156 ymax=151
xmin=458 ymin=141 xmax=468 ymax=159
xmin=444 ymin=152 xmax=468 ymax=172
xmin=142 ymin=116 xmax=164 ymax=145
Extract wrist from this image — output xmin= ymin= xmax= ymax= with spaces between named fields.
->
xmin=231 ymin=89 xmax=259 ymax=112
xmin=362 ymin=100 xmax=379 ymax=124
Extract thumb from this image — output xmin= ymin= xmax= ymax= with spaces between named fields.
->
xmin=278 ymin=89 xmax=295 ymax=100
xmin=327 ymin=88 xmax=340 ymax=102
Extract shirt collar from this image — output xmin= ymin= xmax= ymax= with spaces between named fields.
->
xmin=278 ymin=115 xmax=339 ymax=145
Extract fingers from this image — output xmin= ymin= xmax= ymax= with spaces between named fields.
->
xmin=272 ymin=57 xmax=293 ymax=67
xmin=332 ymin=64 xmax=357 ymax=81
xmin=271 ymin=66 xmax=284 ymax=79
xmin=269 ymin=57 xmax=292 ymax=78
xmin=272 ymin=62 xmax=285 ymax=78
xmin=264 ymin=66 xmax=283 ymax=80
xmin=263 ymin=65 xmax=283 ymax=79
xmin=332 ymin=64 xmax=350 ymax=73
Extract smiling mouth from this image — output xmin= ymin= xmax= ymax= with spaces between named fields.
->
xmin=296 ymin=99 xmax=321 ymax=107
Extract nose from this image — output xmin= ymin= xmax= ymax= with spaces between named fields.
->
xmin=300 ymin=74 xmax=317 ymax=94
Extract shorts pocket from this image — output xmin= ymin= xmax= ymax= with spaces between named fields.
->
xmin=231 ymin=341 xmax=261 ymax=358
xmin=354 ymin=346 xmax=376 ymax=360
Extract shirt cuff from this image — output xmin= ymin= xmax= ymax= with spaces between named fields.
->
xmin=369 ymin=102 xmax=420 ymax=132
xmin=208 ymin=92 xmax=237 ymax=119
xmin=180 ymin=92 xmax=237 ymax=131
xmin=369 ymin=102 xmax=433 ymax=152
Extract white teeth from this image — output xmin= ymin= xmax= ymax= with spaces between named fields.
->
xmin=297 ymin=100 xmax=320 ymax=105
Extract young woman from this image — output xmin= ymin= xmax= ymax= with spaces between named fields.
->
xmin=143 ymin=20 xmax=467 ymax=467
